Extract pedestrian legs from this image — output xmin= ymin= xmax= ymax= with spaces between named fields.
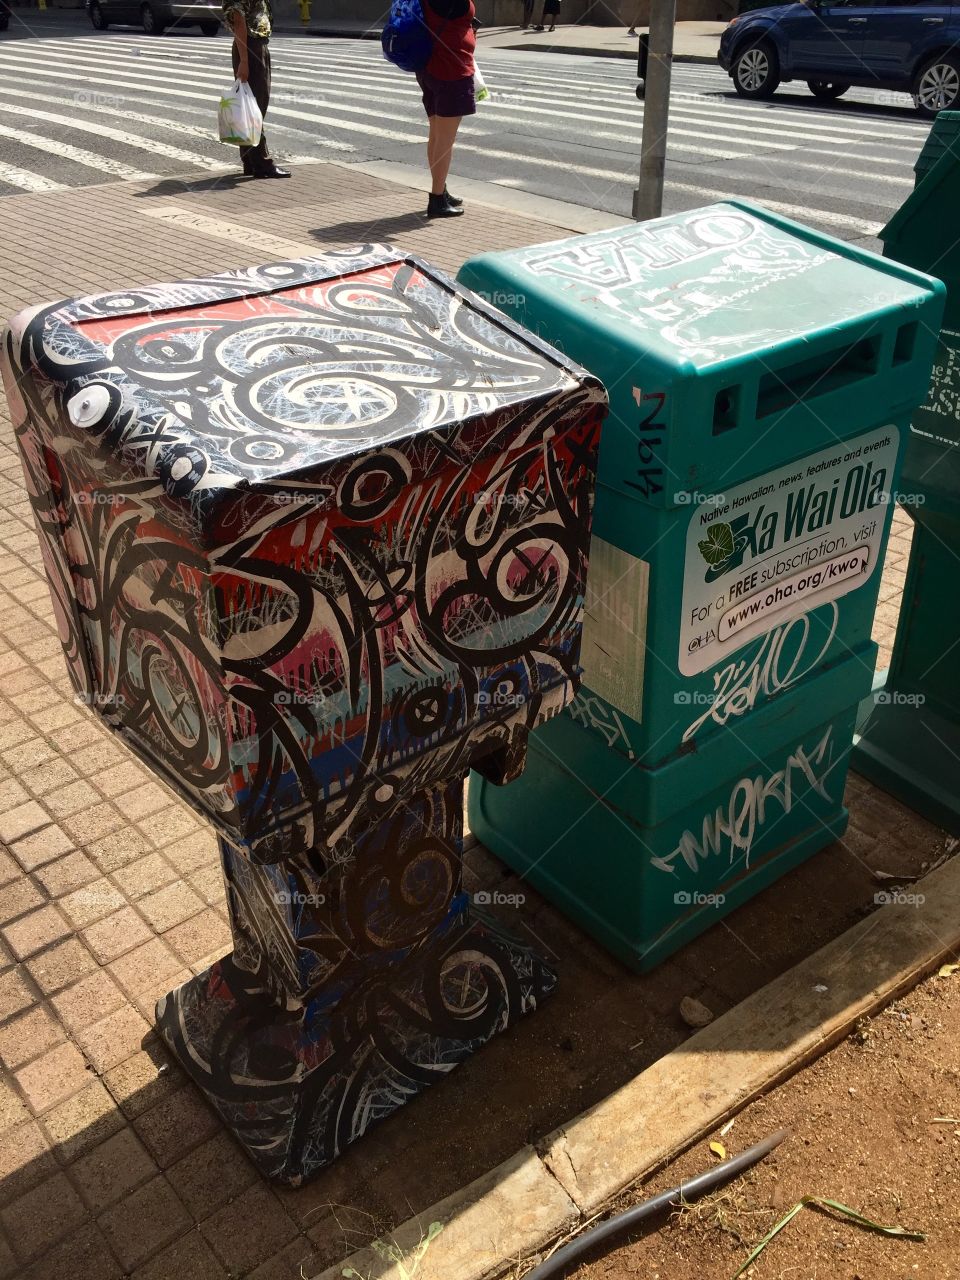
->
xmin=232 ymin=35 xmax=272 ymax=172
xmin=426 ymin=113 xmax=462 ymax=196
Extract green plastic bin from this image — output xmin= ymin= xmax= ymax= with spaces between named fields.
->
xmin=458 ymin=200 xmax=945 ymax=971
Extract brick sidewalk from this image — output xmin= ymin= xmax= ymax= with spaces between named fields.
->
xmin=0 ymin=163 xmax=944 ymax=1280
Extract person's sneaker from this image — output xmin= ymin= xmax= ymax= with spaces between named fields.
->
xmin=444 ymin=187 xmax=463 ymax=207
xmin=427 ymin=192 xmax=464 ymax=218
xmin=255 ymin=164 xmax=291 ymax=179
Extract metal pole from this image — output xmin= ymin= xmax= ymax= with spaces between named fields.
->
xmin=633 ymin=0 xmax=677 ymax=221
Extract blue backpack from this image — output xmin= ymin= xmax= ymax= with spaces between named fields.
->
xmin=382 ymin=0 xmax=436 ymax=74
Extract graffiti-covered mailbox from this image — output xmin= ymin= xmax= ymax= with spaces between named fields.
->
xmin=1 ymin=250 xmax=606 ymax=1181
xmin=459 ymin=202 xmax=944 ymax=971
xmin=853 ymin=114 xmax=960 ymax=836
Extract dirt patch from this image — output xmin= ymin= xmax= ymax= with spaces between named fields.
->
xmin=521 ymin=966 xmax=960 ymax=1280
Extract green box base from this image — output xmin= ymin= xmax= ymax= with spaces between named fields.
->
xmin=853 ymin=698 xmax=960 ymax=838
xmin=471 ymin=706 xmax=858 ymax=972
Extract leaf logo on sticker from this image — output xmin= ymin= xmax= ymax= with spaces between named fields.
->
xmin=697 ymin=522 xmax=734 ymax=568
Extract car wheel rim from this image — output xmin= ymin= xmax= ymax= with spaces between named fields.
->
xmin=919 ymin=63 xmax=960 ymax=111
xmin=738 ymin=49 xmax=769 ymax=92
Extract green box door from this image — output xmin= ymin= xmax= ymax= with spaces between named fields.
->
xmin=458 ymin=200 xmax=944 ymax=971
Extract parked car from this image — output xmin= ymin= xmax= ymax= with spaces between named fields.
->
xmin=86 ymin=0 xmax=222 ymax=35
xmin=718 ymin=0 xmax=960 ymax=118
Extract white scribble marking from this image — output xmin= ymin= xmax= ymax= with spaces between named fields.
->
xmin=682 ymin=603 xmax=839 ymax=743
xmin=652 ymin=726 xmax=835 ymax=876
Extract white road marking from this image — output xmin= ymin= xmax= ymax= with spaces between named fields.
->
xmin=0 ymin=160 xmax=66 ymax=192
xmin=0 ymin=121 xmax=149 ymax=179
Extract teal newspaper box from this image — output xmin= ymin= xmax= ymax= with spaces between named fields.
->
xmin=458 ymin=201 xmax=944 ymax=971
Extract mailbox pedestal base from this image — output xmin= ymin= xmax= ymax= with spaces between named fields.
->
xmin=155 ymin=776 xmax=555 ymax=1183
xmin=157 ymin=913 xmax=553 ymax=1183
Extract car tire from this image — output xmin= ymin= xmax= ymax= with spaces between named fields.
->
xmin=807 ymin=80 xmax=849 ymax=101
xmin=913 ymin=53 xmax=960 ymax=118
xmin=732 ymin=41 xmax=781 ymax=100
xmin=200 ymin=20 xmax=219 ymax=33
xmin=141 ymin=3 xmax=163 ymax=33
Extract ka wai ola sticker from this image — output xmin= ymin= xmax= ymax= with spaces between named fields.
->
xmin=679 ymin=426 xmax=900 ymax=676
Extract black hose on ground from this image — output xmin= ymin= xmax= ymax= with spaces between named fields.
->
xmin=524 ymin=1128 xmax=790 ymax=1280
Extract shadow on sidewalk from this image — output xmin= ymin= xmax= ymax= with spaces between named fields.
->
xmin=133 ymin=175 xmax=250 ymax=199
xmin=308 ymin=212 xmax=428 ymax=242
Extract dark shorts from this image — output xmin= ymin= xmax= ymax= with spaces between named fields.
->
xmin=416 ymin=70 xmax=476 ymax=118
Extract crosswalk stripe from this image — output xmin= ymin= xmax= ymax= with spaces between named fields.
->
xmin=21 ymin=38 xmax=928 ymax=152
xmin=294 ymin=65 xmax=926 ymax=148
xmin=0 ymin=121 xmax=149 ymax=179
xmin=453 ymin=139 xmax=885 ymax=234
xmin=0 ymin=160 xmax=66 ymax=193
xmin=0 ymin=99 xmax=231 ymax=170
xmin=0 ymin=31 xmax=912 ymax=229
xmin=246 ymin=43 xmax=930 ymax=135
xmin=3 ymin=47 xmax=887 ymax=166
xmin=666 ymin=181 xmax=884 ymax=235
xmin=0 ymin=68 xmax=357 ymax=153
xmin=0 ymin=49 xmax=424 ymax=144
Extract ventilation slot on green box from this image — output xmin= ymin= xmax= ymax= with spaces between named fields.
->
xmin=756 ymin=336 xmax=880 ymax=420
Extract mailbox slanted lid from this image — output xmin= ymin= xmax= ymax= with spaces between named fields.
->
xmin=460 ymin=201 xmax=939 ymax=373
xmin=13 ymin=248 xmax=601 ymax=540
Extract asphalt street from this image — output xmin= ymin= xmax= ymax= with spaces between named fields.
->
xmin=0 ymin=13 xmax=933 ymax=244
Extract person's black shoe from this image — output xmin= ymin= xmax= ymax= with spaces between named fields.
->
xmin=427 ymin=191 xmax=464 ymax=218
xmin=534 ymin=24 xmax=544 ymax=30
xmin=444 ymin=187 xmax=463 ymax=207
xmin=254 ymin=165 xmax=291 ymax=179
xmin=242 ymin=160 xmax=255 ymax=176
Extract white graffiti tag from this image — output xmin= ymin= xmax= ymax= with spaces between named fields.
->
xmin=682 ymin=602 xmax=839 ymax=743
xmin=651 ymin=726 xmax=835 ymax=876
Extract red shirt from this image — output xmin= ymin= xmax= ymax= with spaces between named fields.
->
xmin=423 ymin=0 xmax=476 ymax=80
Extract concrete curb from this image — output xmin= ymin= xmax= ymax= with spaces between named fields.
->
xmin=312 ymin=852 xmax=960 ymax=1280
xmin=325 ymin=157 xmax=632 ymax=234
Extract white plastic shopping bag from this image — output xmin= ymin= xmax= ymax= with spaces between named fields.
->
xmin=474 ymin=64 xmax=489 ymax=103
xmin=218 ymin=80 xmax=263 ymax=147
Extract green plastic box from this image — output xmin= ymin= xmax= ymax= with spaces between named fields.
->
xmin=458 ymin=200 xmax=945 ymax=971
xmin=853 ymin=116 xmax=960 ymax=836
